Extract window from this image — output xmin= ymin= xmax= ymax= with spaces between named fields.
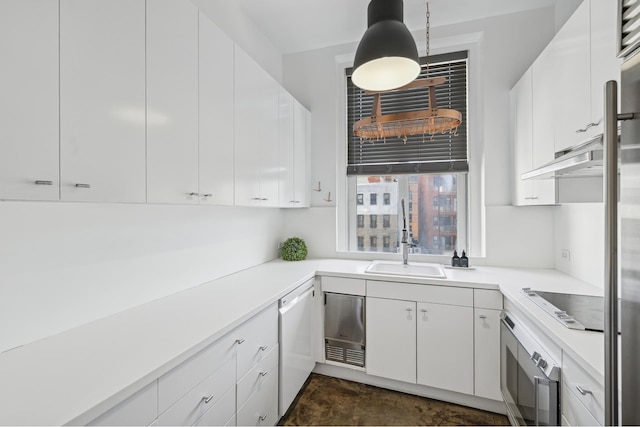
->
xmin=357 ymin=193 xmax=363 ymax=205
xmin=357 ymin=236 xmax=364 ymax=250
xmin=357 ymin=215 xmax=364 ymax=228
xmin=370 ymin=236 xmax=377 ymax=250
xmin=345 ymin=51 xmax=469 ymax=256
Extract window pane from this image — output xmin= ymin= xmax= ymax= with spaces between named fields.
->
xmin=352 ymin=174 xmax=462 ymax=255
xmin=370 ymin=193 xmax=377 ymax=205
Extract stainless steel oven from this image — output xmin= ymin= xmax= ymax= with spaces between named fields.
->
xmin=501 ymin=311 xmax=560 ymax=426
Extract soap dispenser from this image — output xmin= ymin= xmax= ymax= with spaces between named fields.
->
xmin=452 ymin=250 xmax=460 ymax=267
xmin=460 ymin=250 xmax=469 ymax=268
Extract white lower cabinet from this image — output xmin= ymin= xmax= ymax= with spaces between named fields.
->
xmin=365 ymin=281 xmax=502 ymax=400
xmin=366 ymin=297 xmax=417 ymax=384
xmin=88 ymin=381 xmax=158 ymax=426
xmin=417 ymin=302 xmax=474 ymax=395
xmin=193 ymin=385 xmax=236 ymax=426
xmin=562 ymin=352 xmax=604 ymax=425
xmin=236 ymin=367 xmax=279 ymax=427
xmin=157 ymin=358 xmax=235 ymax=426
xmin=473 ymin=308 xmax=502 ymax=400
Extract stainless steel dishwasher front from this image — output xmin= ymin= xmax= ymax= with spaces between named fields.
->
xmin=324 ymin=293 xmax=365 ymax=367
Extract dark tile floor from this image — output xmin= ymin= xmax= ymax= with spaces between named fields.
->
xmin=279 ymin=373 xmax=510 ymax=426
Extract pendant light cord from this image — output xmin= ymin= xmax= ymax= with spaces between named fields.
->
xmin=425 ymin=2 xmax=430 ymax=78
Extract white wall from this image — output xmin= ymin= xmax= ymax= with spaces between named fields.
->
xmin=281 ymin=8 xmax=559 ymax=268
xmin=0 ymin=202 xmax=282 ymax=353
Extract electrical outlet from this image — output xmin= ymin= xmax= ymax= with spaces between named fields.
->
xmin=561 ymin=249 xmax=570 ymax=261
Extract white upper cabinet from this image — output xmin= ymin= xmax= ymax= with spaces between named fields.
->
xmin=590 ymin=0 xmax=622 ymax=133
xmin=234 ymin=47 xmax=279 ymax=207
xmin=147 ymin=0 xmax=199 ymax=204
xmin=199 ymin=12 xmax=235 ymax=206
xmin=512 ymin=70 xmax=534 ymax=206
xmin=278 ymin=90 xmax=310 ymax=208
xmin=553 ymin=0 xmax=621 ymax=152
xmin=553 ymin=0 xmax=591 ymax=152
xmin=60 ymin=0 xmax=146 ymax=203
xmin=530 ymin=43 xmax=557 ymax=205
xmin=0 ymin=0 xmax=59 ymax=201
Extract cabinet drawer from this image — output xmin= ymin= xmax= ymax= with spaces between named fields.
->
xmin=236 ymin=370 xmax=278 ymax=426
xmin=562 ymin=383 xmax=601 ymax=426
xmin=193 ymin=384 xmax=236 ymax=427
xmin=473 ymin=289 xmax=503 ymax=310
xmin=320 ymin=276 xmax=365 ymax=296
xmin=89 ymin=381 xmax=158 ymax=426
xmin=236 ymin=303 xmax=278 ymax=378
xmin=238 ymin=346 xmax=279 ymax=407
xmin=158 ymin=358 xmax=235 ymax=426
xmin=562 ymin=353 xmax=604 ymax=424
xmin=367 ymin=280 xmax=473 ymax=307
xmin=158 ymin=332 xmax=236 ymax=413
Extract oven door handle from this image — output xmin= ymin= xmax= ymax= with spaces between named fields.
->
xmin=534 ymin=375 xmax=553 ymax=426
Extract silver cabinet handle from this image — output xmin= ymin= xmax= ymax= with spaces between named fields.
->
xmin=202 ymin=194 xmax=212 ymax=197
xmin=259 ymin=414 xmax=267 ymax=422
xmin=189 ymin=192 xmax=199 ymax=196
xmin=406 ymin=308 xmax=413 ymax=312
xmin=479 ymin=314 xmax=487 ymax=319
xmin=251 ymin=197 xmax=261 ymax=200
xmin=576 ymin=385 xmax=593 ymax=395
xmin=259 ymin=345 xmax=268 ymax=351
xmin=420 ymin=309 xmax=427 ymax=313
xmin=35 ymin=180 xmax=53 ymax=185
xmin=236 ymin=338 xmax=245 ymax=344
xmin=259 ymin=371 xmax=269 ymax=377
xmin=75 ymin=183 xmax=91 ymax=188
xmin=261 ymin=198 xmax=268 ymax=201
xmin=202 ymin=394 xmax=214 ymax=404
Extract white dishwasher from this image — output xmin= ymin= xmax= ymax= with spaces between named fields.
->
xmin=278 ymin=279 xmax=315 ymax=416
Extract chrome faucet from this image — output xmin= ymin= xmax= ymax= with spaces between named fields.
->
xmin=401 ymin=199 xmax=409 ymax=265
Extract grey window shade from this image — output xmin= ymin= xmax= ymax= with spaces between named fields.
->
xmin=347 ymin=50 xmax=468 ymax=176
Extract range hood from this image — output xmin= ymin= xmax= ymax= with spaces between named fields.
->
xmin=521 ymin=135 xmax=604 ymax=180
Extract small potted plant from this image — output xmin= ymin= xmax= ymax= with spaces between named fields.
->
xmin=281 ymin=237 xmax=308 ymax=261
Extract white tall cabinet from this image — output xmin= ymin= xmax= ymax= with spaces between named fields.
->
xmin=146 ymin=0 xmax=199 ymax=204
xmin=234 ymin=48 xmax=280 ymax=208
xmin=0 ymin=0 xmax=59 ymax=201
xmin=199 ymin=12 xmax=235 ymax=206
xmin=59 ymin=0 xmax=146 ymax=203
xmin=278 ymin=90 xmax=311 ymax=208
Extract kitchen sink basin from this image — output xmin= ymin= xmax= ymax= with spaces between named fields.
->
xmin=364 ymin=261 xmax=446 ymax=279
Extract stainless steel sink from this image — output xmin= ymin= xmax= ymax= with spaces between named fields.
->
xmin=364 ymin=261 xmax=446 ymax=279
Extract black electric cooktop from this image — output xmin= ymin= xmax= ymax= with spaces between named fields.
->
xmin=522 ymin=288 xmax=621 ymax=332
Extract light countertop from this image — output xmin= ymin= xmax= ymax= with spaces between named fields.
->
xmin=0 ymin=258 xmax=604 ymax=425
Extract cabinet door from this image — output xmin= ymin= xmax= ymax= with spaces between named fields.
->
xmin=366 ymin=297 xmax=416 ymax=384
xmin=293 ymin=100 xmax=310 ymax=207
xmin=531 ymin=43 xmax=557 ymax=205
xmin=0 ymin=0 xmax=59 ymax=201
xmin=474 ymin=308 xmax=502 ymax=401
xmin=234 ymin=48 xmax=279 ymax=207
xmin=416 ymin=302 xmax=473 ymax=395
xmin=590 ymin=0 xmax=621 ymax=135
xmin=147 ymin=0 xmax=199 ymax=204
xmin=512 ymin=70 xmax=534 ymax=206
xmin=199 ymin=12 xmax=235 ymax=206
xmin=553 ymin=0 xmax=591 ymax=152
xmin=60 ymin=0 xmax=146 ymax=202
xmin=278 ymin=88 xmax=295 ymax=207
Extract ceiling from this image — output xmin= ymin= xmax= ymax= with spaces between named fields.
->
xmin=236 ymin=0 xmax=561 ymax=55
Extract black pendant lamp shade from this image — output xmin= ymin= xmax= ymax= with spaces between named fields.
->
xmin=352 ymin=0 xmax=420 ymax=92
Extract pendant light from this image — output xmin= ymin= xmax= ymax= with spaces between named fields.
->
xmin=353 ymin=2 xmax=462 ymax=142
xmin=352 ymin=0 xmax=420 ymax=92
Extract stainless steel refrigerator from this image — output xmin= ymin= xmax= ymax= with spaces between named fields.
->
xmin=604 ymin=45 xmax=640 ymax=426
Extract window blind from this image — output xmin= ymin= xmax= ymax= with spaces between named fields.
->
xmin=346 ymin=50 xmax=468 ymax=175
